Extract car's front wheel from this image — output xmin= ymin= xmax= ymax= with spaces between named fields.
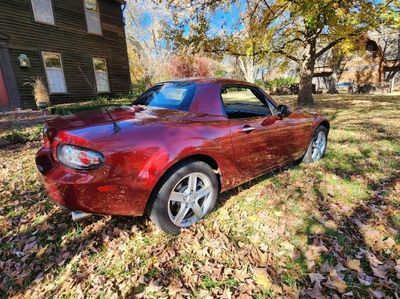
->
xmin=302 ymin=125 xmax=328 ymax=163
xmin=149 ymin=160 xmax=218 ymax=234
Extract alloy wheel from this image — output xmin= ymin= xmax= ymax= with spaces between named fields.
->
xmin=311 ymin=130 xmax=327 ymax=161
xmin=167 ymin=172 xmax=213 ymax=227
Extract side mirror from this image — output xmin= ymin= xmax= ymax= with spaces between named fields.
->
xmin=277 ymin=104 xmax=291 ymax=117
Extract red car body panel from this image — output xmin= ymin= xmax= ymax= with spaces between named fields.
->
xmin=36 ymin=78 xmax=329 ymax=216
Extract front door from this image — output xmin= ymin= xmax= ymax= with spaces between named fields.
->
xmin=0 ymin=65 xmax=9 ymax=108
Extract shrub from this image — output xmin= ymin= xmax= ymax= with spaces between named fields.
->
xmin=259 ymin=77 xmax=298 ymax=90
xmin=0 ymin=125 xmax=42 ymax=146
xmin=169 ymin=55 xmax=211 ymax=78
xmin=130 ymin=80 xmax=148 ymax=98
xmin=49 ymin=97 xmax=132 ymax=115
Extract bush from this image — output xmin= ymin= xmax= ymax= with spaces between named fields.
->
xmin=48 ymin=81 xmax=151 ymax=116
xmin=169 ymin=55 xmax=211 ymax=78
xmin=49 ymin=97 xmax=132 ymax=115
xmin=0 ymin=125 xmax=42 ymax=146
xmin=129 ymin=80 xmax=148 ymax=98
xmin=257 ymin=77 xmax=298 ymax=90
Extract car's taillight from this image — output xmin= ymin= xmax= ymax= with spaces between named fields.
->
xmin=56 ymin=144 xmax=104 ymax=170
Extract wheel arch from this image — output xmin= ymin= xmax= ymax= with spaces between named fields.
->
xmin=144 ymin=153 xmax=222 ymax=214
xmin=319 ymin=119 xmax=330 ymax=131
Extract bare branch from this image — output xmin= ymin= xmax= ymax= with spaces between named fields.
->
xmin=273 ymin=49 xmax=299 ymax=63
xmin=315 ymin=38 xmax=345 ymax=58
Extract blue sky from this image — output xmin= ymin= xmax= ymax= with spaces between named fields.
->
xmin=135 ymin=0 xmax=386 ymax=39
xmin=209 ymin=2 xmax=244 ymax=35
xmin=135 ymin=0 xmax=245 ymax=38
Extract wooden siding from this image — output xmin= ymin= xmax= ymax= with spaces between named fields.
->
xmin=0 ymin=0 xmax=131 ymax=108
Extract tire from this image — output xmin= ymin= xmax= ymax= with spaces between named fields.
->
xmin=149 ymin=160 xmax=218 ymax=234
xmin=302 ymin=126 xmax=328 ymax=164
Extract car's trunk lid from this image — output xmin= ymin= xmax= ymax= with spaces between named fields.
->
xmin=45 ymin=105 xmax=189 ymax=133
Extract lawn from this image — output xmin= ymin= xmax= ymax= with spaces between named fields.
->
xmin=0 ymin=94 xmax=399 ymax=298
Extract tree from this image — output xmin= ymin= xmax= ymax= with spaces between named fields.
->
xmin=168 ymin=0 xmax=396 ymax=106
xmin=164 ymin=4 xmax=278 ymax=83
xmin=316 ymin=43 xmax=353 ymax=94
xmin=252 ymin=0 xmax=387 ymax=105
xmin=125 ymin=0 xmax=173 ymax=86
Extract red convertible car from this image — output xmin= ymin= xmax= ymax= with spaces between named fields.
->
xmin=36 ymin=78 xmax=329 ymax=234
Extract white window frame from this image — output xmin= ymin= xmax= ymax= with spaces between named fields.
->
xmin=93 ymin=58 xmax=110 ymax=93
xmin=31 ymin=0 xmax=55 ymax=25
xmin=84 ymin=0 xmax=102 ymax=35
xmin=42 ymin=52 xmax=67 ymax=94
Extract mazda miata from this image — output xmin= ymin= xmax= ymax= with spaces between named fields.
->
xmin=36 ymin=78 xmax=329 ymax=234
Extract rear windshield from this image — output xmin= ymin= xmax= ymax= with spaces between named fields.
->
xmin=134 ymin=82 xmax=196 ymax=111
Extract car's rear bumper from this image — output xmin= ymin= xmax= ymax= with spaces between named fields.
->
xmin=35 ymin=146 xmax=148 ymax=216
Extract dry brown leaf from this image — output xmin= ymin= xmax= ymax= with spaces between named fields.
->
xmin=237 ymin=294 xmax=252 ymax=299
xmin=319 ymin=262 xmax=331 ymax=274
xmin=35 ymin=245 xmax=48 ymax=258
xmin=309 ymin=272 xmax=325 ymax=289
xmin=366 ymin=252 xmax=383 ymax=267
xmin=395 ymin=264 xmax=400 ymax=279
xmin=367 ymin=288 xmax=385 ymax=299
xmin=346 ymin=259 xmax=361 ymax=272
xmin=305 ymin=283 xmax=326 ymax=299
xmin=324 ymin=277 xmax=348 ymax=294
xmin=234 ymin=269 xmax=248 ymax=281
xmin=325 ymin=269 xmax=348 ymax=293
xmin=358 ymin=272 xmax=373 ymax=286
xmin=167 ymin=281 xmax=183 ymax=296
xmin=371 ymin=266 xmax=386 ymax=279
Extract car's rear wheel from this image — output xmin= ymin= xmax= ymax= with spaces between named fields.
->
xmin=149 ymin=160 xmax=218 ymax=234
xmin=302 ymin=126 xmax=328 ymax=163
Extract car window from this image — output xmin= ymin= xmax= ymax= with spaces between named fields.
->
xmin=134 ymin=82 xmax=196 ymax=111
xmin=221 ymin=86 xmax=272 ymax=119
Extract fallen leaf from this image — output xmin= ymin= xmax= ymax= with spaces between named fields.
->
xmin=395 ymin=264 xmax=400 ymax=279
xmin=366 ymin=252 xmax=382 ymax=267
xmin=326 ymin=269 xmax=347 ymax=293
xmin=347 ymin=259 xmax=361 ymax=272
xmin=358 ymin=272 xmax=373 ymax=286
xmin=367 ymin=288 xmax=385 ymax=299
xmin=168 ymin=281 xmax=183 ymax=296
xmin=35 ymin=245 xmax=48 ymax=258
xmin=309 ymin=272 xmax=325 ymax=289
xmin=305 ymin=283 xmax=326 ymax=299
xmin=253 ymin=268 xmax=271 ymax=289
xmin=234 ymin=269 xmax=248 ymax=281
xmin=371 ymin=266 xmax=386 ymax=279
xmin=325 ymin=277 xmax=347 ymax=293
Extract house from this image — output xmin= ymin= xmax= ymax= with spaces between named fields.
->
xmin=0 ymin=0 xmax=131 ymax=110
xmin=313 ymin=29 xmax=400 ymax=93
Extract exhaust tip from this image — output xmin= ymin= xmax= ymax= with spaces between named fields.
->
xmin=71 ymin=211 xmax=91 ymax=221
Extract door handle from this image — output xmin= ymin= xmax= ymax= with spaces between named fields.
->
xmin=242 ymin=125 xmax=255 ymax=133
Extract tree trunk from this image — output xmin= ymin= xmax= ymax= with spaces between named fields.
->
xmin=327 ymin=72 xmax=339 ymax=94
xmin=298 ymin=62 xmax=315 ymax=106
xmin=238 ymin=57 xmax=256 ymax=83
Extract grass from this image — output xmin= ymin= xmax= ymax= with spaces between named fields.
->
xmin=0 ymin=94 xmax=399 ymax=298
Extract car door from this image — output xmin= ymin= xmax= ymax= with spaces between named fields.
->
xmin=221 ymin=85 xmax=303 ymax=176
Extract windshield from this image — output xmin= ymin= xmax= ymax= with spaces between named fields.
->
xmin=134 ymin=82 xmax=196 ymax=111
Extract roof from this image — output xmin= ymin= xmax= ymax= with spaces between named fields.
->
xmin=368 ymin=29 xmax=400 ymax=61
xmin=162 ymin=77 xmax=256 ymax=86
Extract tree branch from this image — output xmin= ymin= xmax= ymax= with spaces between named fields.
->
xmin=315 ymin=38 xmax=345 ymax=58
xmin=273 ymin=49 xmax=299 ymax=63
